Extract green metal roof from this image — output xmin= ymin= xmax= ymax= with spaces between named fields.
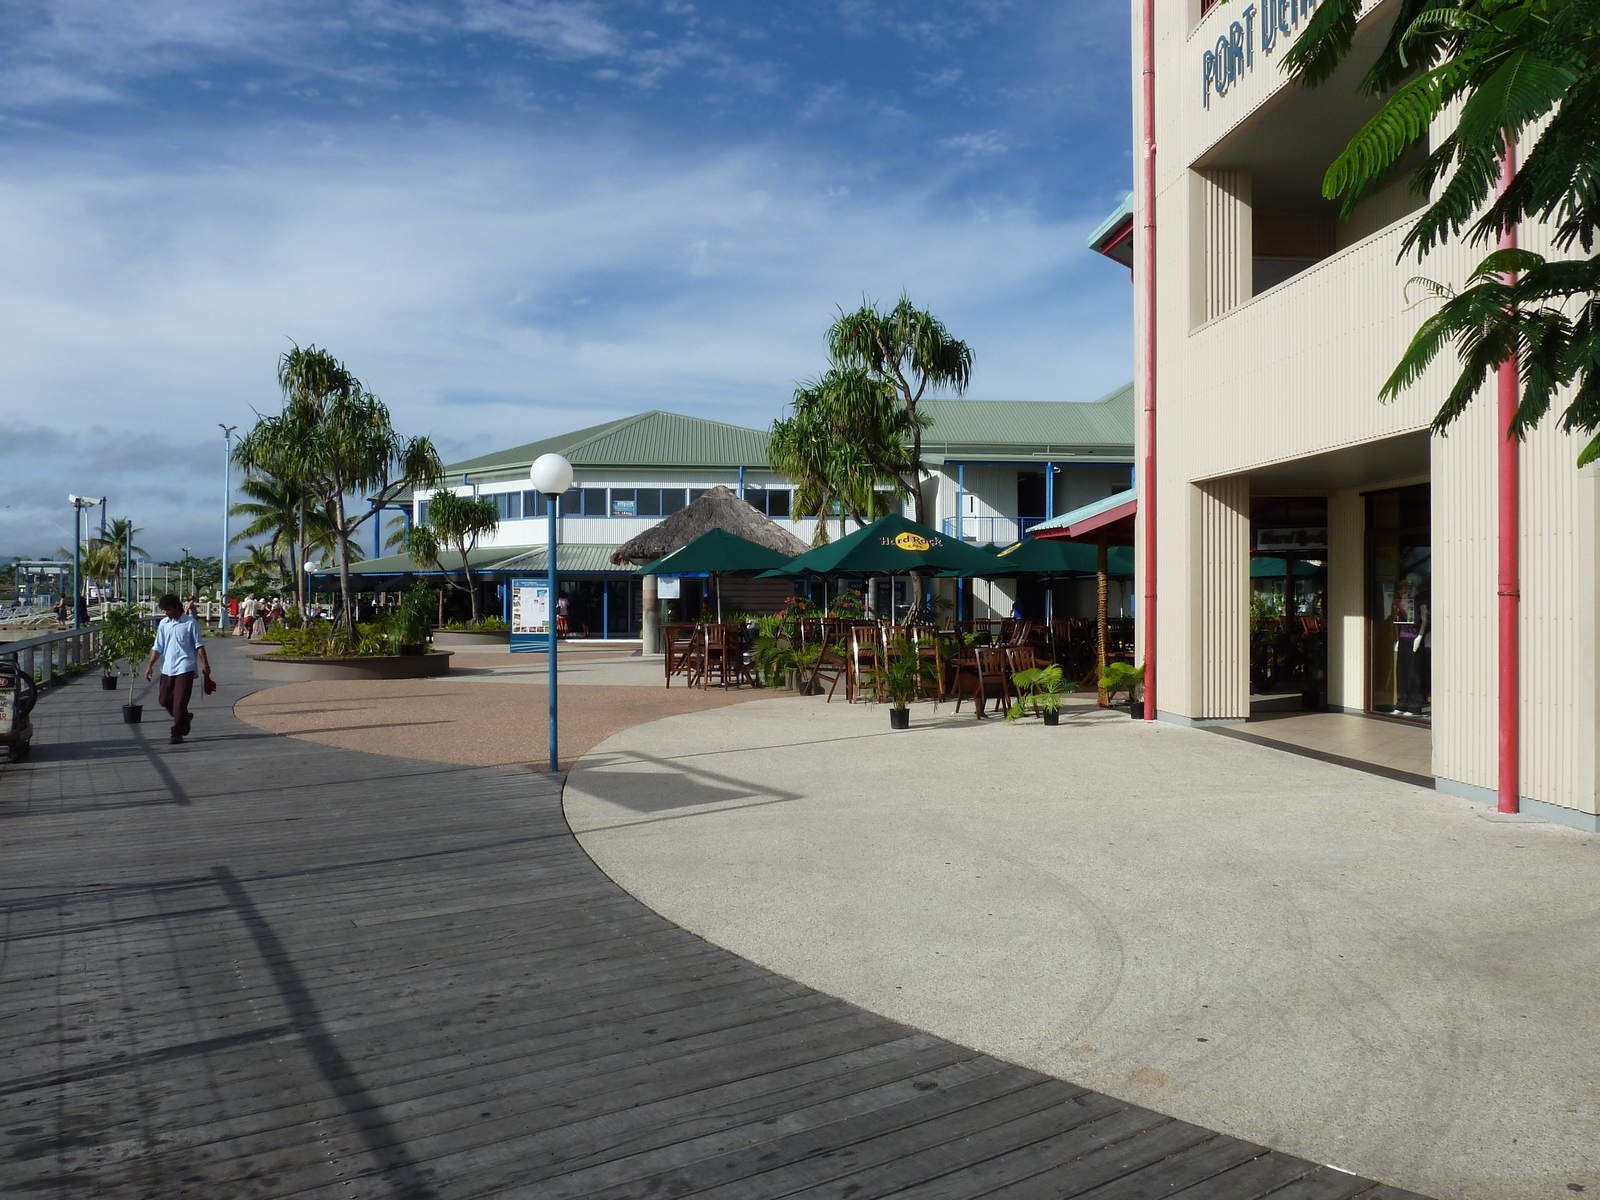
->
xmin=1088 ymin=192 xmax=1135 ymax=253
xmin=444 ymin=411 xmax=772 ymax=476
xmin=444 ymin=389 xmax=1134 ymax=479
xmin=918 ymin=384 xmax=1134 ymax=461
xmin=488 ymin=545 xmax=634 ymax=574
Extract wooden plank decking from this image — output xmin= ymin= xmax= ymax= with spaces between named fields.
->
xmin=0 ymin=644 xmax=1432 ymax=1200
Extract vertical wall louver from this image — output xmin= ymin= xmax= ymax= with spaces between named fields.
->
xmin=1193 ymin=169 xmax=1252 ymax=325
xmin=1191 ymin=477 xmax=1250 ymax=718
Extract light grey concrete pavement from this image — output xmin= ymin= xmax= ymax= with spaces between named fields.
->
xmin=565 ymin=694 xmax=1600 ymax=1200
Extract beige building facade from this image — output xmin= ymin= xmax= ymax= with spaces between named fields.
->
xmin=1135 ymin=0 xmax=1600 ymax=827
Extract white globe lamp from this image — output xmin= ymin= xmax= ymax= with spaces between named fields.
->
xmin=529 ymin=453 xmax=574 ymax=497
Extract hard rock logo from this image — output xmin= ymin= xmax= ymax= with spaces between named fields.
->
xmin=892 ymin=532 xmax=932 ymax=552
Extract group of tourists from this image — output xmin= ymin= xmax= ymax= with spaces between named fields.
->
xmin=232 ymin=592 xmax=286 ymax=640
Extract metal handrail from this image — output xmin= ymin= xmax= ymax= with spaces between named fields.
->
xmin=0 ymin=617 xmax=162 ymax=688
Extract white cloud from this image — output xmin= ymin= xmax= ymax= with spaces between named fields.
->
xmin=939 ymin=129 xmax=1011 ymax=156
xmin=0 ymin=124 xmax=1130 ymax=556
xmin=459 ymin=0 xmax=623 ymax=58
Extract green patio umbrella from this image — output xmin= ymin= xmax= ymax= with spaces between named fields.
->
xmin=638 ymin=529 xmax=798 ymax=621
xmin=765 ymin=514 xmax=1007 ymax=579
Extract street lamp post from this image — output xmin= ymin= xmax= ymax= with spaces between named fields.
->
xmin=530 ymin=453 xmax=574 ymax=774
xmin=220 ymin=424 xmax=237 ymax=630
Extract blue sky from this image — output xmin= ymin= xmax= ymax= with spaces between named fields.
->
xmin=0 ymin=0 xmax=1134 ymax=559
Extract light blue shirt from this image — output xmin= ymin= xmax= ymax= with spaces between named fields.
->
xmin=153 ymin=614 xmax=205 ymax=677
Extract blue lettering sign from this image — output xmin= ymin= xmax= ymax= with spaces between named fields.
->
xmin=1199 ymin=0 xmax=1317 ymax=106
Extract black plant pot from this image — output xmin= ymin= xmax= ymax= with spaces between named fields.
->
xmin=1301 ymin=688 xmax=1323 ymax=711
xmin=1127 ymin=699 xmax=1145 ymax=720
xmin=122 ymin=704 xmax=143 ymax=725
xmin=397 ymin=644 xmax=425 ymax=657
xmin=1043 ymin=710 xmax=1059 ymax=726
xmin=101 ymin=674 xmax=119 ymax=690
xmin=889 ymin=707 xmax=910 ymax=730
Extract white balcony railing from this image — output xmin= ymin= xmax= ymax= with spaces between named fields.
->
xmin=941 ymin=516 xmax=1046 ymax=544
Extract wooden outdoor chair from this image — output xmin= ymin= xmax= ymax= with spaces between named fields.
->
xmin=663 ymin=622 xmax=695 ymax=687
xmin=951 ymin=645 xmax=1011 ymax=718
xmin=848 ymin=624 xmax=886 ymax=703
xmin=907 ymin=624 xmax=945 ymax=700
xmin=807 ymin=644 xmax=852 ymax=702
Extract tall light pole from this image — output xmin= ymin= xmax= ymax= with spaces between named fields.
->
xmin=220 ymin=424 xmax=237 ymax=630
xmin=67 ymin=495 xmax=95 ymax=629
xmin=530 ymin=453 xmax=573 ymax=774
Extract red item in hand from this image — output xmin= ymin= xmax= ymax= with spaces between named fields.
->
xmin=203 ymin=675 xmax=217 ymax=696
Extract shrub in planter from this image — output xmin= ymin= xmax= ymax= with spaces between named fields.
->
xmin=391 ymin=583 xmax=435 ymax=653
xmin=1098 ymin=661 xmax=1146 ymax=718
xmin=1006 ymin=664 xmax=1076 ymax=725
xmin=861 ymin=640 xmax=940 ymax=729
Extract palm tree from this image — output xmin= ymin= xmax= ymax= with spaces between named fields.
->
xmin=84 ymin=517 xmax=147 ymax=600
xmin=1286 ymin=0 xmax=1600 ymax=463
xmin=405 ymin=490 xmax=500 ymax=623
xmin=230 ymin=475 xmax=338 ymax=582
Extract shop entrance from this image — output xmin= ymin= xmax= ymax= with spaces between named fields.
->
xmin=1248 ymin=496 xmax=1328 ymax=706
xmin=1366 ymin=483 xmax=1431 ymax=721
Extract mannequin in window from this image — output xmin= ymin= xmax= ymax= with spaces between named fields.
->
xmin=1395 ymin=575 xmax=1429 ymax=715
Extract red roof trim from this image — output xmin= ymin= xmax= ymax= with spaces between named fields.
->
xmin=1034 ymin=497 xmax=1138 ymax=542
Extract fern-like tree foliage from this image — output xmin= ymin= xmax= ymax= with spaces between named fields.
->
xmin=405 ymin=490 xmax=500 ymax=624
xmin=1286 ymin=0 xmax=1600 ymax=463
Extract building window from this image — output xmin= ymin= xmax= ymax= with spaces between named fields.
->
xmin=490 ymin=492 xmax=521 ymax=521
xmin=609 ymin=489 xmax=637 ymax=518
xmin=559 ymin=488 xmax=607 ymax=516
xmin=745 ymin=488 xmax=793 ymax=518
xmin=418 ymin=501 xmax=430 ymax=525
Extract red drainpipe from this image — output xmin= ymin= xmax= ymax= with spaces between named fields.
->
xmin=1139 ymin=0 xmax=1158 ymax=719
xmin=1497 ymin=134 xmax=1520 ymax=812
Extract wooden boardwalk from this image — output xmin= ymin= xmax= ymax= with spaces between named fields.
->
xmin=0 ymin=645 xmax=1430 ymax=1200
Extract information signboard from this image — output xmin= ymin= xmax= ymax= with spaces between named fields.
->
xmin=510 ymin=577 xmax=550 ymax=653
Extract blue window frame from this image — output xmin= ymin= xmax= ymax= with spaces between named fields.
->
xmin=490 ymin=491 xmax=521 ymax=520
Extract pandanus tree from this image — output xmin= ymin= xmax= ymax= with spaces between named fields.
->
xmin=236 ymin=346 xmax=442 ymax=637
xmin=828 ymin=296 xmax=973 ymax=525
xmin=235 ymin=346 xmax=359 ymax=613
xmin=769 ymin=370 xmax=913 ymax=544
xmin=1286 ymin=0 xmax=1600 ymax=462
xmin=405 ymin=490 xmax=500 ymax=624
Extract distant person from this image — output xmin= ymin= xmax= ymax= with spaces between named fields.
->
xmin=186 ymin=595 xmax=199 ymax=618
xmin=270 ymin=598 xmax=285 ymax=626
xmin=239 ymin=592 xmax=260 ymax=639
xmin=54 ymin=595 xmax=68 ymax=623
xmin=145 ymin=593 xmax=212 ymax=746
xmin=1011 ymin=599 xmax=1025 ymax=622
xmin=555 ymin=594 xmax=570 ymax=636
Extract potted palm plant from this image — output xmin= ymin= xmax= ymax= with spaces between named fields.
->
xmin=863 ymin=639 xmax=940 ymax=729
xmin=1099 ymin=661 xmax=1146 ymax=719
xmin=102 ymin=605 xmax=155 ymax=723
xmin=1006 ymin=663 xmax=1075 ymax=726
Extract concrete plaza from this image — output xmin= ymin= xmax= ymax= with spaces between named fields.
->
xmin=565 ymin=693 xmax=1600 ymax=1200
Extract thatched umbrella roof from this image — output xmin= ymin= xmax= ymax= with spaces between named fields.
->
xmin=610 ymin=485 xmax=810 ymax=565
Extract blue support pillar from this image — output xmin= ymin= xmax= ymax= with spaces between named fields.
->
xmin=602 ymin=580 xmax=610 ymax=639
xmin=738 ymin=465 xmax=746 ymax=499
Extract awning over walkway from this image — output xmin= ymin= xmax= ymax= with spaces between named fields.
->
xmin=337 ymin=544 xmax=629 ymax=577
xmin=1031 ymin=488 xmax=1137 ymax=544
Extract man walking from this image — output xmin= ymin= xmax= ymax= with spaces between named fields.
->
xmin=144 ymin=593 xmax=212 ymax=745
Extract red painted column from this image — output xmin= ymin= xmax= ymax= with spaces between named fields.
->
xmin=1139 ymin=0 xmax=1158 ymax=719
xmin=1496 ymin=134 xmax=1520 ymax=813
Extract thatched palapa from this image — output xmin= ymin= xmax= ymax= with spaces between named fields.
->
xmin=610 ymin=486 xmax=809 ymax=565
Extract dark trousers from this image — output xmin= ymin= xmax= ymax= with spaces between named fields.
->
xmin=158 ymin=672 xmax=195 ymax=736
